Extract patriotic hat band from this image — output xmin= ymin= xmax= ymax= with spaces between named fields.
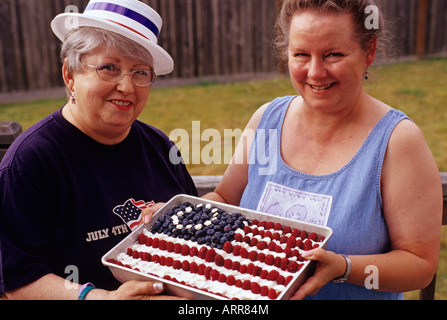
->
xmin=51 ymin=0 xmax=174 ymax=75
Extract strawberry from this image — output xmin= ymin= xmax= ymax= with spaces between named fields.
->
xmin=274 ymin=256 xmax=282 ymax=267
xmin=279 ymin=235 xmax=288 ymax=244
xmin=258 ymin=221 xmax=266 ymax=228
xmin=287 ymin=261 xmax=299 ymax=273
xmin=189 ymin=246 xmax=198 ymax=257
xmin=198 ymin=264 xmax=206 ymax=275
xmin=250 ymin=237 xmax=258 ymax=247
xmin=181 ymin=244 xmax=190 ymax=256
xmin=240 ymin=247 xmax=249 ymax=259
xmin=233 ymin=245 xmax=241 ymax=256
xmin=251 ymin=219 xmax=259 ymax=226
xmin=226 ymin=275 xmax=236 ymax=286
xmin=159 ymin=256 xmax=166 ymax=265
xmin=261 ymin=286 xmax=269 ymax=297
xmin=204 ymin=266 xmax=212 ymax=280
xmin=242 ymin=280 xmax=251 ymax=291
xmin=152 ymin=238 xmax=159 ymax=248
xmin=273 ymin=232 xmax=281 ymax=241
xmin=303 ymin=239 xmax=313 ymax=251
xmin=143 ymin=252 xmax=151 ymax=262
xmin=166 ymin=257 xmax=174 ymax=266
xmin=251 ymin=282 xmax=261 ymax=294
xmin=283 ymin=226 xmax=292 ymax=234
xmin=284 ymin=247 xmax=292 ymax=258
xmin=223 ymin=241 xmax=233 ymax=254
xmin=265 ymin=221 xmax=274 ymax=229
xmin=267 ymin=269 xmax=279 ymax=281
xmin=235 ymin=279 xmax=243 ymax=288
xmin=274 ymin=222 xmax=283 ymax=231
xmin=211 ymin=269 xmax=220 ymax=281
xmin=243 ymin=226 xmax=252 ymax=234
xmin=232 ymin=261 xmax=241 ymax=271
xmin=182 ymin=260 xmax=190 ymax=271
xmin=286 ymin=237 xmax=296 ymax=248
xmin=234 ymin=233 xmax=243 ymax=242
xmin=190 ymin=261 xmax=199 ymax=273
xmin=268 ymin=241 xmax=276 ymax=251
xmin=268 ymin=289 xmax=278 ymax=300
xmin=264 ymin=231 xmax=273 ymax=239
xmin=132 ymin=251 xmax=139 ymax=259
xmin=256 ymin=241 xmax=267 ymax=250
xmin=198 ymin=246 xmax=208 ymax=259
xmin=300 ymin=230 xmax=308 ymax=240
xmin=309 ymin=232 xmax=318 ymax=241
xmin=214 ymin=254 xmax=225 ymax=267
xmin=277 ymin=275 xmax=285 ymax=285
xmin=174 ymin=243 xmax=182 ymax=253
xmin=274 ymin=244 xmax=283 ymax=253
xmin=260 ymin=269 xmax=269 ymax=280
xmin=151 ymin=254 xmax=160 ymax=263
xmin=159 ymin=239 xmax=167 ymax=250
xmin=264 ymin=254 xmax=275 ymax=266
xmin=218 ymin=273 xmax=227 ymax=283
xmin=145 ymin=237 xmax=153 ymax=247
xmin=166 ymin=241 xmax=174 ymax=252
xmin=172 ymin=260 xmax=182 ymax=270
xmin=138 ymin=233 xmax=147 ymax=244
xmin=285 ymin=276 xmax=294 ymax=286
xmin=257 ymin=252 xmax=266 ymax=262
xmin=239 ymin=264 xmax=247 ymax=274
xmin=243 ymin=235 xmax=251 ymax=244
xmin=248 ymin=251 xmax=258 ymax=262
xmin=280 ymin=257 xmax=289 ymax=270
xmin=291 ymin=228 xmax=300 ymax=237
xmin=296 ymin=239 xmax=303 ymax=249
xmin=224 ymin=259 xmax=233 ymax=270
xmin=126 ymin=248 xmax=133 ymax=256
xmin=205 ymin=248 xmax=216 ymax=262
xmin=251 ymin=227 xmax=259 ymax=236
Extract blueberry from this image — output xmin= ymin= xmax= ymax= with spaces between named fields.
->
xmin=207 ymin=229 xmax=215 ymax=236
xmin=220 ymin=237 xmax=228 ymax=244
xmin=223 ymin=225 xmax=232 ymax=233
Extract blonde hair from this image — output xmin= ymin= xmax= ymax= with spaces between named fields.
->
xmin=275 ymin=0 xmax=394 ymax=65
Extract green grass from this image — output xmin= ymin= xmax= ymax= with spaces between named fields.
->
xmin=1 ymin=58 xmax=446 ymax=299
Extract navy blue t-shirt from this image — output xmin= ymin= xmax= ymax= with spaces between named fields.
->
xmin=0 ymin=108 xmax=197 ymax=293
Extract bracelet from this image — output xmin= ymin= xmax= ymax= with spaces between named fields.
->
xmin=331 ymin=254 xmax=352 ymax=284
xmin=78 ymin=282 xmax=96 ymax=300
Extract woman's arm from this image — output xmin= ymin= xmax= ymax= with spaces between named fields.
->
xmin=3 ymin=273 xmax=183 ymax=300
xmin=292 ymin=119 xmax=443 ymax=299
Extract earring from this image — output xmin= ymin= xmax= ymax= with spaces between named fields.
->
xmin=364 ymin=70 xmax=369 ymax=80
xmin=71 ymin=91 xmax=76 ymax=104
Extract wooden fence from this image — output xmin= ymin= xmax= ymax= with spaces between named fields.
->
xmin=1 ymin=0 xmax=447 ymax=93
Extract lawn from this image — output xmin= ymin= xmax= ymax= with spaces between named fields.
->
xmin=1 ymin=58 xmax=446 ymax=299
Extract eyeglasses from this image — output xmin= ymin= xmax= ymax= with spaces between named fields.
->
xmin=83 ymin=63 xmax=157 ymax=87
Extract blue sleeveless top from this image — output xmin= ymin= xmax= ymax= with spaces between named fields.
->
xmin=240 ymin=96 xmax=409 ymax=300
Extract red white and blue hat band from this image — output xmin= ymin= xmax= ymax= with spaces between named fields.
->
xmin=51 ymin=0 xmax=174 ymax=75
xmin=85 ymin=1 xmax=160 ymax=40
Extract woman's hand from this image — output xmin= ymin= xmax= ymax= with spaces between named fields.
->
xmin=290 ymin=249 xmax=347 ymax=300
xmin=141 ymin=202 xmax=166 ymax=224
xmin=102 ymin=280 xmax=187 ymax=300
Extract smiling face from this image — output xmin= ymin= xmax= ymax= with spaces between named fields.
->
xmin=288 ymin=12 xmax=376 ymax=115
xmin=63 ymin=47 xmax=151 ymax=145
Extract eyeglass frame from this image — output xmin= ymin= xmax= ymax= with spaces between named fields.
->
xmin=81 ymin=62 xmax=157 ymax=87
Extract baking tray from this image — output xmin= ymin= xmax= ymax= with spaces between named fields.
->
xmin=102 ymin=194 xmax=333 ymax=300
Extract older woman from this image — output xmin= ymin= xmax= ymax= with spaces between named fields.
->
xmin=204 ymin=0 xmax=442 ymax=300
xmin=0 ymin=0 xmax=196 ymax=300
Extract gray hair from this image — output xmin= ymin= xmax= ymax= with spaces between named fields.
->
xmin=61 ymin=27 xmax=154 ymax=98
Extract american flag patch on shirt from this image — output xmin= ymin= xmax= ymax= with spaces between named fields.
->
xmin=113 ymin=199 xmax=155 ymax=231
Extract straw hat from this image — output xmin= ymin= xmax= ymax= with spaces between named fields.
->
xmin=51 ymin=0 xmax=174 ymax=75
